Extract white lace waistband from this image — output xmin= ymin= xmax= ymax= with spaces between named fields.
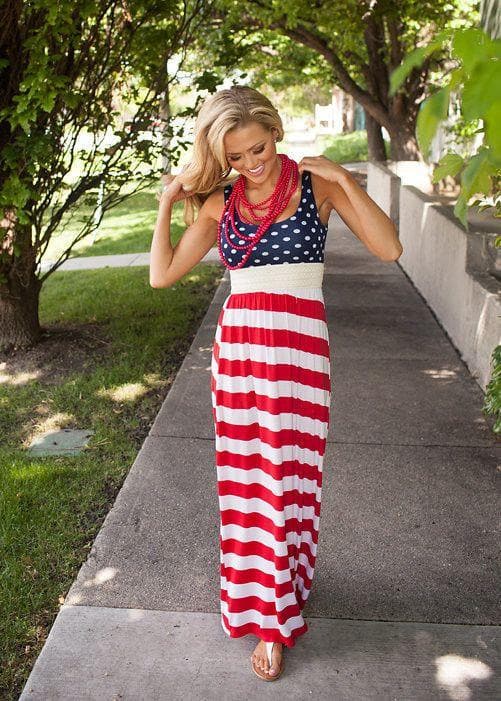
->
xmin=229 ymin=262 xmax=324 ymax=293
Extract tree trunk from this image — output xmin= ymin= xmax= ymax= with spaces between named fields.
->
xmin=0 ymin=272 xmax=42 ymax=351
xmin=388 ymin=124 xmax=421 ymax=161
xmin=365 ymin=110 xmax=387 ymax=161
xmin=160 ymin=82 xmax=172 ymax=176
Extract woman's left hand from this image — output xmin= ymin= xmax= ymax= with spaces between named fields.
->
xmin=297 ymin=155 xmax=350 ymax=186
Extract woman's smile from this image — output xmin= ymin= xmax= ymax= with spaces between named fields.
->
xmin=248 ymin=163 xmax=265 ymax=175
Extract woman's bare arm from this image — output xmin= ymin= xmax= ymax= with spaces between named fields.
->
xmin=300 ymin=156 xmax=403 ymax=262
xmin=149 ymin=185 xmax=221 ymax=289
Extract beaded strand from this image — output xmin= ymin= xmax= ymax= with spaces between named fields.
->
xmin=217 ymin=153 xmax=299 ymax=270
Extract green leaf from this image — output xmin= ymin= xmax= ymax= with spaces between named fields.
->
xmin=484 ymin=101 xmax=501 ymax=165
xmin=460 ymin=149 xmax=492 ymax=200
xmin=432 ymin=152 xmax=464 ymax=181
xmin=389 ymin=32 xmax=450 ymax=97
xmin=447 ymin=66 xmax=465 ymax=91
xmin=40 ymin=91 xmax=56 ymax=112
xmin=452 ymin=28 xmax=490 ymax=74
xmin=462 ymin=59 xmax=501 ymax=121
xmin=0 ymin=176 xmax=31 ymax=208
xmin=453 ymin=192 xmax=469 ymax=229
xmin=16 ymin=209 xmax=31 ymax=226
xmin=390 ymin=46 xmax=430 ymax=96
xmin=416 ymin=86 xmax=450 ymax=161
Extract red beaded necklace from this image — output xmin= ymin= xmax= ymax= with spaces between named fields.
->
xmin=217 ymin=153 xmax=299 ymax=270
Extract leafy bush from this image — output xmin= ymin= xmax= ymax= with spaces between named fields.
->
xmin=318 ymin=130 xmax=385 ymax=164
xmin=389 ymin=26 xmax=501 ymax=231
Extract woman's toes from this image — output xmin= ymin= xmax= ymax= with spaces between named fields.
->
xmin=253 ymin=641 xmax=282 ymax=675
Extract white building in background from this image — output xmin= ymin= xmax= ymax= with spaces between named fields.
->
xmin=315 ymin=86 xmax=367 ymax=135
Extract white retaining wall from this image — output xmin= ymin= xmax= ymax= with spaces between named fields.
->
xmin=368 ymin=161 xmax=501 ymax=391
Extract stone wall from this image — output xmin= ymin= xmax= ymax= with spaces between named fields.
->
xmin=368 ymin=161 xmax=501 ymax=391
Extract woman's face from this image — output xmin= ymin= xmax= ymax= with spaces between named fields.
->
xmin=223 ymin=122 xmax=279 ymax=183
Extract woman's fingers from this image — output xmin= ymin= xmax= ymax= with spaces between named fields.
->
xmin=157 ymin=173 xmax=191 ymax=206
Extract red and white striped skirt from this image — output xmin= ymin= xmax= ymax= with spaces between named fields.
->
xmin=210 ymin=262 xmax=332 ymax=648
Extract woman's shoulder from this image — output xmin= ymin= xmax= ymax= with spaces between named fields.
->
xmin=203 ymin=176 xmax=238 ymax=221
xmin=210 ymin=175 xmax=238 ymax=199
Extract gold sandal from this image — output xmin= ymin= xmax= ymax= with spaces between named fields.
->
xmin=251 ymin=641 xmax=284 ymax=681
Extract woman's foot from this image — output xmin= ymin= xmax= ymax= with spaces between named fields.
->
xmin=250 ymin=639 xmax=283 ymax=677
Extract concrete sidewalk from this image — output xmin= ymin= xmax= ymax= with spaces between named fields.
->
xmin=21 ymin=211 xmax=500 ymax=700
xmin=39 ymin=247 xmax=220 ymax=273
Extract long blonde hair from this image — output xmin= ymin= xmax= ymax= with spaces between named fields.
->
xmin=176 ymin=85 xmax=284 ymax=226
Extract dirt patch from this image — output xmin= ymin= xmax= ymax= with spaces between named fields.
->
xmin=0 ymin=322 xmax=113 ymax=386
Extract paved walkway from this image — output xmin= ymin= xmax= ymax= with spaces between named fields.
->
xmin=39 ymin=247 xmax=221 ymax=273
xmin=21 ymin=208 xmax=499 ymax=699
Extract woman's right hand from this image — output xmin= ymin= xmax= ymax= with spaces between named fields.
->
xmin=157 ymin=170 xmax=191 ymax=208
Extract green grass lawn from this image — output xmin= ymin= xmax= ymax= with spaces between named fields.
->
xmin=42 ymin=190 xmax=189 ymax=260
xmin=0 ymin=263 xmax=224 ymax=700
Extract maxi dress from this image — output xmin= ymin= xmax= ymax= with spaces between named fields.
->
xmin=210 ymin=167 xmax=332 ymax=648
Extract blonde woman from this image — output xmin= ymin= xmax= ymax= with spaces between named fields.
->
xmin=150 ymin=85 xmax=402 ymax=681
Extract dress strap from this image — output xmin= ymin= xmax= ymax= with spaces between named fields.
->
xmin=223 ymin=182 xmax=234 ymax=205
xmin=303 ymin=169 xmax=327 ymax=229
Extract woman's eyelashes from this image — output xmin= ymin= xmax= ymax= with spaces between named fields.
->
xmin=229 ymin=147 xmax=265 ymax=162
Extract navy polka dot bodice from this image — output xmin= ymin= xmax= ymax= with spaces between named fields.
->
xmin=220 ymin=169 xmax=328 ymax=268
